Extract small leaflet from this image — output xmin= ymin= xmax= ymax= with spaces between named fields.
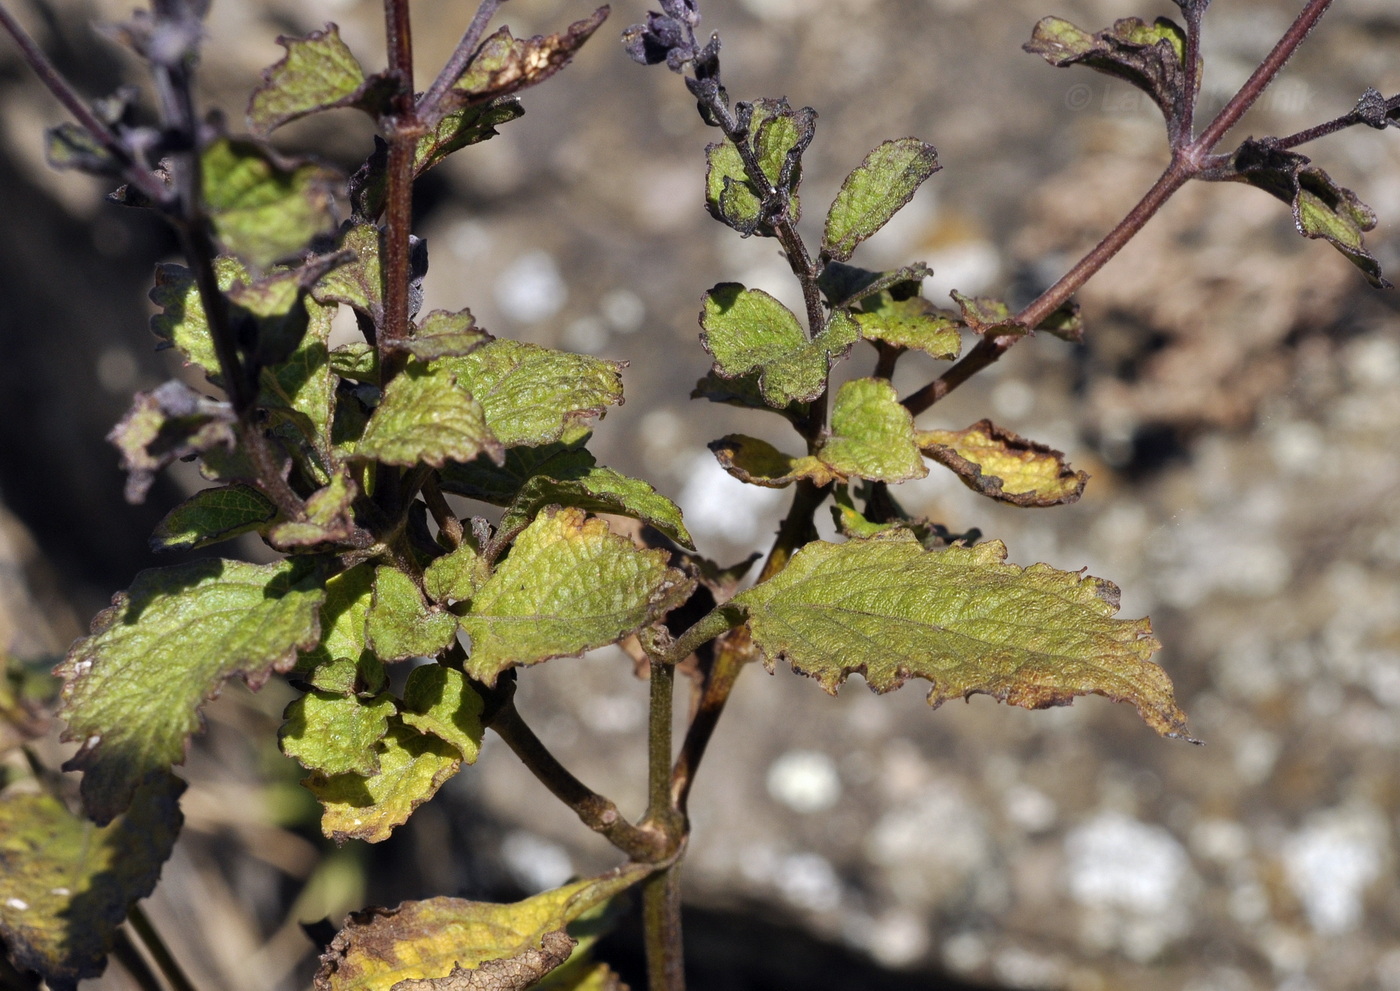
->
xmin=399 ymin=664 xmax=484 ymax=762
xmin=200 ymin=139 xmax=338 ymax=269
xmin=108 ymin=380 xmax=237 ymax=504
xmin=424 ymin=543 xmax=491 ymax=606
xmin=247 ymin=24 xmax=396 ymax=135
xmin=366 ymin=566 xmax=459 ymax=662
xmin=269 ymin=467 xmax=359 ymax=548
xmin=851 ymin=294 xmax=962 ymax=360
xmin=734 ymin=534 xmax=1193 ymax=740
xmin=294 ymin=565 xmax=386 ymax=695
xmin=391 ymin=309 xmax=493 ymax=361
xmin=149 ymin=256 xmax=248 ymax=384
xmin=281 ymin=689 xmax=396 ymax=776
xmin=312 ymin=224 xmax=385 ymax=326
xmin=918 ymin=420 xmax=1089 ymax=507
xmin=150 ymin=483 xmax=277 ymax=551
xmin=818 ymin=378 xmax=928 ymax=483
xmin=823 ymin=138 xmax=940 ymax=262
xmin=356 ymin=360 xmax=502 ymax=469
xmin=949 ymin=291 xmax=1025 ymax=337
xmin=313 ymin=864 xmax=651 ymax=991
xmin=704 ymin=98 xmax=814 ymax=236
xmin=709 ymin=435 xmax=839 ymax=489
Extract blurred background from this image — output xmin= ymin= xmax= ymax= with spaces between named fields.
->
xmin=3 ymin=0 xmax=1400 ymax=988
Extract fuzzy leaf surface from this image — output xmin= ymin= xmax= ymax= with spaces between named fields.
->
xmin=281 ymin=689 xmax=396 ymax=776
xmin=709 ymin=435 xmax=838 ymax=489
xmin=424 ymin=544 xmax=491 ymax=606
xmin=306 ymin=722 xmax=460 ymax=844
xmin=58 ymin=559 xmax=325 ymax=823
xmin=269 ymin=468 xmax=358 ymax=547
xmin=357 ymin=361 xmax=501 ymax=469
xmin=497 ymin=466 xmax=693 ymax=551
xmin=734 ymin=534 xmax=1191 ymax=739
xmin=823 ymin=138 xmax=940 ymax=262
xmin=202 ymin=139 xmax=337 ymax=268
xmin=0 ymin=777 xmax=184 ymax=991
xmin=438 ymin=341 xmax=624 ymax=448
xmin=394 ymin=309 xmax=492 ymax=361
xmin=701 ymin=285 xmax=857 ymax=406
xmin=295 ymin=566 xmax=385 ymax=695
xmin=704 ymin=98 xmax=812 ymax=236
xmin=248 ymin=24 xmax=393 ymax=135
xmin=313 ymin=224 xmax=384 ymax=325
xmin=851 ymin=295 xmax=961 ymax=359
xmin=367 ymin=567 xmax=459 ymax=662
xmin=258 ymin=295 xmax=338 ymax=475
xmin=820 ymin=378 xmax=927 ymax=483
xmin=313 ymin=865 xmax=651 ymax=991
xmin=1224 ymin=138 xmax=1389 ymax=287
xmin=463 ymin=507 xmax=691 ymax=685
xmin=919 ymin=420 xmax=1089 ymax=507
xmin=151 ymin=484 xmax=277 ymax=551
xmin=399 ymin=665 xmax=483 ymax=762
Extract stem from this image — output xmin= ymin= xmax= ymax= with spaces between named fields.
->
xmin=1193 ymin=0 xmax=1333 ymax=155
xmin=642 ymin=864 xmax=686 ymax=991
xmin=381 ymin=0 xmax=419 ymax=356
xmin=489 ymin=697 xmax=667 ymax=862
xmin=0 ymin=3 xmax=168 ymax=203
xmin=1275 ymin=112 xmax=1362 ymax=149
xmin=644 ymin=658 xmax=679 ymax=830
xmin=659 ymin=604 xmax=745 ymax=669
xmin=127 ymin=904 xmax=199 ymax=991
xmin=417 ymin=0 xmax=507 ymax=123
xmin=1174 ymin=2 xmax=1205 ymax=147
xmin=422 ymin=472 xmax=464 ymax=548
xmin=111 ymin=927 xmax=166 ymax=991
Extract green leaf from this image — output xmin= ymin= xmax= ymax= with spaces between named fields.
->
xmin=438 ymin=340 xmax=625 ymax=448
xmin=823 ymin=138 xmax=940 ymax=262
xmin=444 ymin=8 xmax=609 ymax=112
xmin=700 ymin=285 xmax=857 ymax=406
xmin=819 ymin=378 xmax=927 ymax=483
xmin=1024 ymin=16 xmax=1194 ymax=132
xmin=281 ymin=689 xmax=396 ymax=776
xmin=269 ymin=467 xmax=359 ymax=548
xmin=395 ymin=309 xmax=493 ymax=361
xmin=851 ymin=294 xmax=961 ymax=359
xmin=295 ymin=566 xmax=386 ymax=695
xmin=247 ymin=24 xmax=395 ymax=136
xmin=150 ymin=483 xmax=277 ymax=551
xmin=306 ymin=722 xmax=461 ymax=844
xmin=399 ymin=665 xmax=484 ymax=762
xmin=357 ymin=360 xmax=502 ymax=469
xmin=0 ymin=776 xmax=184 ymax=991
xmin=201 ymin=139 xmax=338 ymax=269
xmin=709 ymin=435 xmax=839 ymax=488
xmin=704 ymin=98 xmax=813 ymax=236
xmin=497 ymin=465 xmax=694 ymax=552
xmin=424 ymin=543 xmax=491 ymax=606
xmin=108 ymin=381 xmax=237 ymax=504
xmin=260 ymin=296 xmax=338 ymax=478
xmin=691 ymin=369 xmax=809 ymax=425
xmin=313 ymin=224 xmax=384 ymax=325
xmin=312 ymin=864 xmax=652 ymax=991
xmin=57 ymin=559 xmax=326 ymax=823
xmin=331 ymin=343 xmax=379 ymax=383
xmin=1223 ymin=138 xmax=1390 ymax=288
xmin=463 ymin=507 xmax=692 ymax=685
xmin=367 ymin=567 xmax=459 ymax=662
xmin=734 ymin=534 xmax=1192 ymax=739
xmin=149 ymin=256 xmax=249 ymax=383
xmin=919 ymin=420 xmax=1089 ymax=507
xmin=438 ymin=441 xmax=597 ymax=505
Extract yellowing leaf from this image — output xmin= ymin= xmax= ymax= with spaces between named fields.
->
xmin=306 ymin=722 xmax=461 ymax=844
xmin=734 ymin=534 xmax=1192 ymax=739
xmin=918 ymin=419 xmax=1089 ymax=507
xmin=709 ymin=435 xmax=838 ymax=488
xmin=851 ymin=294 xmax=961 ymax=359
xmin=463 ymin=507 xmax=691 ymax=685
xmin=58 ymin=558 xmax=325 ymax=823
xmin=496 ymin=463 xmax=694 ymax=551
xmin=819 ymin=378 xmax=927 ymax=483
xmin=313 ymin=864 xmax=651 ymax=991
xmin=0 ymin=777 xmax=184 ymax=991
xmin=357 ymin=361 xmax=502 ymax=469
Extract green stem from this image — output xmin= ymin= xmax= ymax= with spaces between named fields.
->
xmin=644 ymin=658 xmax=679 ymax=830
xmin=127 ymin=904 xmax=199 ymax=991
xmin=642 ymin=863 xmax=686 ymax=991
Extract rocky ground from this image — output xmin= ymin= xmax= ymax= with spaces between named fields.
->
xmin=4 ymin=0 xmax=1400 ymax=989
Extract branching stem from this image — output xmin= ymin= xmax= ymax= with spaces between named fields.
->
xmin=417 ymin=0 xmax=507 ymax=123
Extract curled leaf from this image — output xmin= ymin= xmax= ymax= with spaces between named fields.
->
xmin=201 ymin=139 xmax=338 ymax=268
xmin=823 ymin=138 xmax=940 ymax=262
xmin=150 ymin=483 xmax=277 ymax=551
xmin=918 ymin=419 xmax=1089 ymax=507
xmin=710 ymin=435 xmax=839 ymax=488
xmin=108 ymin=381 xmax=237 ymax=504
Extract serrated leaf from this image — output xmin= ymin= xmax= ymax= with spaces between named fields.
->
xmin=734 ymin=535 xmax=1190 ymax=739
xmin=1036 ymin=300 xmax=1084 ymax=343
xmin=443 ymin=8 xmax=609 ymax=114
xmin=1025 ymin=16 xmax=1194 ymax=132
xmin=704 ymin=98 xmax=812 ymax=236
xmin=438 ymin=340 xmax=625 ymax=448
xmin=399 ymin=665 xmax=483 ymax=762
xmin=463 ymin=507 xmax=691 ymax=685
xmin=851 ymin=295 xmax=961 ymax=359
xmin=357 ymin=360 xmax=502 ymax=469
xmin=269 ymin=467 xmax=359 ymax=547
xmin=201 ymin=139 xmax=338 ymax=268
xmin=1223 ymin=138 xmax=1390 ymax=288
xmin=919 ymin=420 xmax=1089 ymax=507
xmin=295 ymin=566 xmax=387 ymax=695
xmin=149 ymin=257 xmax=249 ymax=383
xmin=260 ymin=296 xmax=338 ymax=476
xmin=394 ymin=309 xmax=492 ymax=361
xmin=331 ymin=343 xmax=380 ymax=383
xmin=57 ymin=559 xmax=325 ymax=823
xmin=709 ymin=435 xmax=839 ymax=488
xmin=313 ymin=224 xmax=385 ymax=325
xmin=108 ymin=380 xmax=237 ymax=504
xmin=823 ymin=138 xmax=940 ymax=262
xmin=424 ymin=544 xmax=491 ymax=606
xmin=0 ymin=776 xmax=184 ymax=991
xmin=313 ymin=864 xmax=651 ymax=991
xmin=497 ymin=466 xmax=694 ymax=551
xmin=367 ymin=567 xmax=458 ymax=662
xmin=247 ymin=24 xmax=395 ymax=136
xmin=306 ymin=722 xmax=461 ymax=844
xmin=819 ymin=378 xmax=927 ymax=483
xmin=438 ymin=441 xmax=597 ymax=505
xmin=281 ymin=689 xmax=396 ymax=776
xmin=151 ymin=483 xmax=277 ymax=551
xmin=700 ymin=285 xmax=856 ymax=407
